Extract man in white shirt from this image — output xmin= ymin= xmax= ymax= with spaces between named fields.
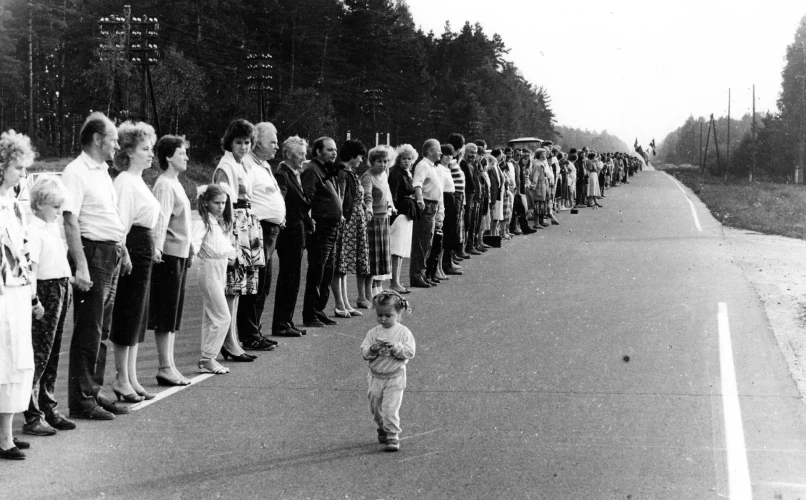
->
xmin=409 ymin=139 xmax=443 ymax=288
xmin=238 ymin=122 xmax=284 ymax=350
xmin=62 ymin=112 xmax=131 ymax=420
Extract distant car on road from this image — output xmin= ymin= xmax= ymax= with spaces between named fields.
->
xmin=508 ymin=137 xmax=546 ymax=153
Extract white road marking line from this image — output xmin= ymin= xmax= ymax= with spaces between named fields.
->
xmin=399 ymin=451 xmax=440 ymax=462
xmin=755 ymin=481 xmax=806 ymax=489
xmin=717 ymin=302 xmax=752 ymax=499
xmin=130 ymin=374 xmax=215 ymax=411
xmin=400 ymin=429 xmax=441 ymax=441
xmin=666 ymin=173 xmax=703 ymax=232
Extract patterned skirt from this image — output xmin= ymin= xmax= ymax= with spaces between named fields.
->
xmin=367 ymin=215 xmax=391 ymax=276
xmin=225 ymin=207 xmax=264 ymax=296
xmin=336 ymin=206 xmax=370 ymax=275
xmin=502 ymin=189 xmax=513 ymax=220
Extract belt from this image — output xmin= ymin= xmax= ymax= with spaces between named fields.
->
xmin=80 ymin=237 xmax=118 ymax=246
xmin=423 ymin=199 xmax=438 ymax=204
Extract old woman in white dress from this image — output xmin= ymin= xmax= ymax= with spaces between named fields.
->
xmin=0 ymin=130 xmax=40 ymax=460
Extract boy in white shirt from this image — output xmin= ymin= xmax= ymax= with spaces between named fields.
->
xmin=22 ymin=175 xmax=77 ymax=436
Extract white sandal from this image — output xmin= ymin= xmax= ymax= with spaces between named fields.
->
xmin=198 ymin=358 xmax=230 ymax=374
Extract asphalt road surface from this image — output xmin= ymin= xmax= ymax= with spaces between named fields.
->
xmin=4 ymin=170 xmax=806 ymax=499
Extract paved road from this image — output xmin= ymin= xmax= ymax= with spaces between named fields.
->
xmin=4 ymin=170 xmax=806 ymax=499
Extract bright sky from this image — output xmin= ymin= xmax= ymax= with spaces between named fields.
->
xmin=404 ymin=0 xmax=805 ymax=148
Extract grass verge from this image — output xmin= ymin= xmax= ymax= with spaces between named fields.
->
xmin=655 ymin=163 xmax=806 ymax=240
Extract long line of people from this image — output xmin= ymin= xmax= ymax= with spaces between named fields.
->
xmin=0 ymin=113 xmax=643 ymax=460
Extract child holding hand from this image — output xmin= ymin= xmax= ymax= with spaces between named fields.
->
xmin=192 ymin=184 xmax=236 ymax=375
xmin=23 ymin=175 xmax=75 ymax=437
xmin=360 ymin=290 xmax=415 ymax=452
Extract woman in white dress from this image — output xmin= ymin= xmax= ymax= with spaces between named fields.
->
xmin=0 ymin=130 xmax=40 ymax=460
xmin=586 ymin=152 xmax=603 ymax=208
xmin=387 ymin=144 xmax=418 ymax=294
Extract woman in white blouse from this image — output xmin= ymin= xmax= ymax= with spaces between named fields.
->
xmin=110 ymin=122 xmax=160 ymax=402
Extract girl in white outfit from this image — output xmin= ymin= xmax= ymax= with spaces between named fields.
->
xmin=193 ymin=184 xmax=236 ymax=375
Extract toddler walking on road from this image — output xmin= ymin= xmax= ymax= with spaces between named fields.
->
xmin=360 ymin=290 xmax=415 ymax=452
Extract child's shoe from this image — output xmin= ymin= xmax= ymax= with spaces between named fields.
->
xmin=385 ymin=439 xmax=399 ymax=452
xmin=377 ymin=429 xmax=387 ymax=444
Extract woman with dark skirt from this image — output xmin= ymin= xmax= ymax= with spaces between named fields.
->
xmin=149 ymin=135 xmax=193 ymax=387
xmin=110 ymin=121 xmax=160 ymax=402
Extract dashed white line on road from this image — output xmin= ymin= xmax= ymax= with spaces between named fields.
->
xmin=666 ymin=173 xmax=703 ymax=232
xmin=717 ymin=302 xmax=752 ymax=499
xmin=130 ymin=373 xmax=215 ymax=411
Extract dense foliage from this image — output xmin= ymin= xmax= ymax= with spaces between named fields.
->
xmin=657 ymin=13 xmax=806 ymax=181
xmin=0 ymin=0 xmax=557 ymax=159
xmin=554 ymin=125 xmax=631 ymax=153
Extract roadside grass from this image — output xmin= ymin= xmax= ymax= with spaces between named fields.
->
xmin=31 ymin=156 xmax=216 ymax=209
xmin=656 ymin=163 xmax=806 ymax=240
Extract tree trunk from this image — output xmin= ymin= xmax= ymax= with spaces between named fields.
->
xmin=28 ymin=0 xmax=34 ymax=138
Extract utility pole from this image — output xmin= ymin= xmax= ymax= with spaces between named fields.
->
xmin=702 ymin=117 xmax=712 ymax=174
xmin=726 ymin=88 xmax=730 ymax=179
xmin=699 ymin=119 xmax=703 ymax=167
xmin=364 ymin=88 xmax=383 ymax=137
xmin=99 ymin=6 xmax=159 ymax=123
xmin=711 ymin=114 xmax=721 ymax=173
xmin=751 ymin=85 xmax=756 ymax=182
xmin=246 ymin=53 xmax=273 ymax=121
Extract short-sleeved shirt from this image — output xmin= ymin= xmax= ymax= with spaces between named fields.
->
xmin=437 ymin=163 xmax=455 ymax=193
xmin=411 ymin=158 xmax=442 ymax=201
xmin=243 ymin=152 xmax=285 ymax=224
xmin=26 ymin=215 xmax=71 ymax=280
xmin=114 ymin=170 xmax=160 ymax=233
xmin=61 ymin=152 xmax=125 ymax=242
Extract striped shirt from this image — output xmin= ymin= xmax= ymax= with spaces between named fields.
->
xmin=450 ymin=159 xmax=465 ymax=195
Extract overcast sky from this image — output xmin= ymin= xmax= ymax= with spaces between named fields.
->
xmin=404 ymin=0 xmax=805 ymax=148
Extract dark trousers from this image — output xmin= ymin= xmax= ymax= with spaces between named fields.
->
xmin=463 ymin=193 xmax=474 ymax=245
xmin=409 ymin=200 xmax=437 ymax=282
xmin=25 ymin=278 xmax=71 ymax=424
xmin=442 ymin=192 xmax=458 ymax=253
xmin=510 ymin=193 xmax=526 ymax=232
xmin=302 ymin=221 xmax=338 ymax=322
xmin=454 ymin=191 xmax=465 ymax=249
xmin=272 ymin=224 xmax=305 ymax=332
xmin=467 ymin=201 xmax=480 ymax=247
xmin=68 ymin=239 xmax=121 ymax=413
xmin=238 ymin=221 xmax=280 ymax=341
xmin=427 ymin=230 xmax=444 ymax=277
